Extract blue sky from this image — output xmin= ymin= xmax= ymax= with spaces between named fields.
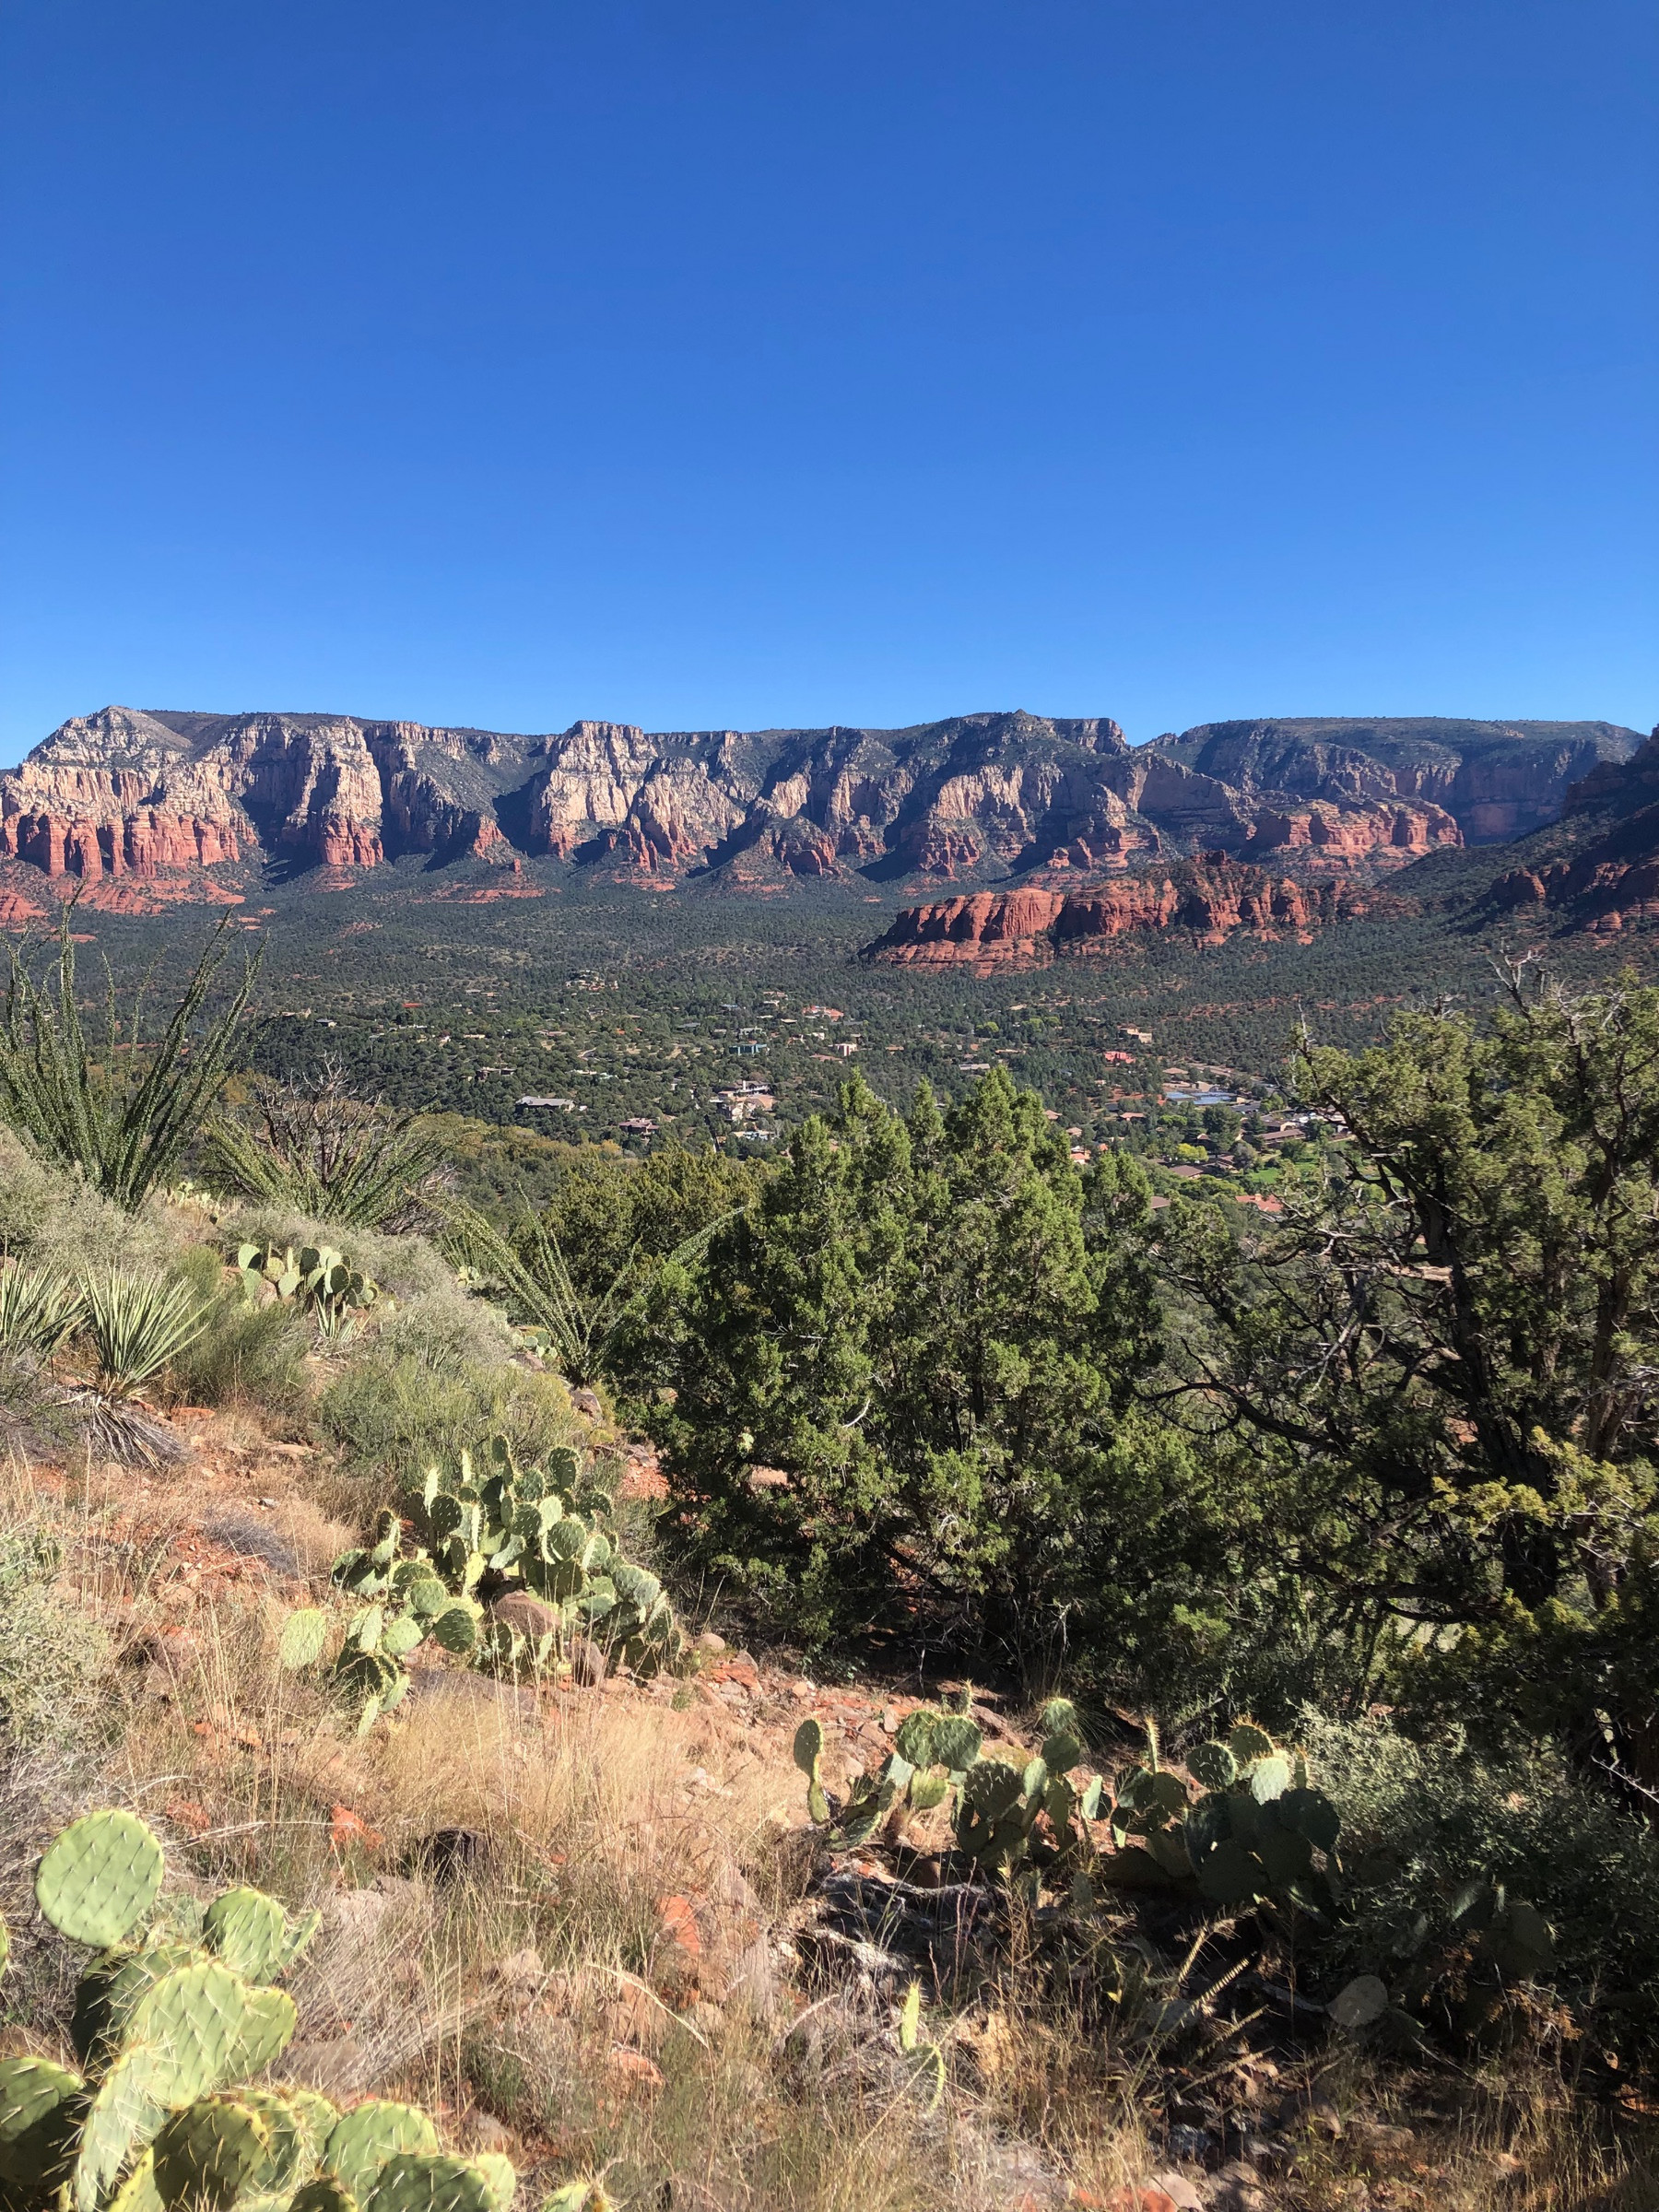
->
xmin=2 ymin=0 xmax=1653 ymax=757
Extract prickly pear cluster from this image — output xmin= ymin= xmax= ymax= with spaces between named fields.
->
xmin=231 ymin=1244 xmax=381 ymax=1344
xmin=1105 ymin=1721 xmax=1343 ymax=1913
xmin=0 ymin=1808 xmax=512 ymax=2212
xmin=281 ymin=1508 xmax=482 ymax=1733
xmin=950 ymin=1700 xmax=1104 ymax=1877
xmin=282 ymin=1437 xmax=689 ymax=1727
xmin=411 ymin=1438 xmax=688 ymax=1680
xmin=0 ymin=1812 xmax=515 ymax=2212
xmin=796 ymin=1694 xmax=1103 ymax=1876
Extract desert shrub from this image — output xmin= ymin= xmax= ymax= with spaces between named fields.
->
xmin=625 ymin=1069 xmax=1161 ymax=1653
xmin=320 ymin=1344 xmax=575 ymax=1493
xmin=371 ymin=1284 xmax=516 ymax=1372
xmin=167 ymin=1291 xmax=312 ymax=1418
xmin=1156 ymin=973 xmax=1659 ymax=1781
xmin=536 ymin=1142 xmax=767 ymax=1303
xmin=0 ymin=1522 xmax=112 ymax=1749
xmin=1306 ymin=1711 xmax=1659 ymax=2043
xmin=0 ymin=1135 xmax=191 ymax=1279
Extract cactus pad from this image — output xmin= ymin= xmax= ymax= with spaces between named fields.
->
xmin=73 ymin=2042 xmax=173 ymax=2212
xmin=791 ymin=1719 xmax=824 ymax=1778
xmin=205 ymin=1888 xmax=288 ymax=1983
xmin=225 ymin=1985 xmax=299 ymax=2080
xmin=1186 ymin=1740 xmax=1237 ymax=1791
xmin=37 ymin=1810 xmax=165 ymax=1947
xmin=234 ymin=2088 xmax=314 ymax=2191
xmin=128 ymin=1957 xmax=264 ymax=2104
xmin=280 ymin=1610 xmax=331 ymax=1671
xmin=72 ymin=1942 xmax=200 ymax=2063
xmin=294 ymin=2178 xmax=359 ymax=2212
xmin=1227 ymin=1722 xmax=1275 ymax=1766
xmin=273 ymin=2088 xmax=340 ymax=2169
xmin=364 ymin=2153 xmax=497 ymax=2212
xmin=891 ymin=1712 xmax=937 ymax=1768
xmin=324 ymin=2102 xmax=440 ymax=2201
xmin=108 ymin=2146 xmax=167 ymax=2212
xmin=930 ymin=1717 xmax=982 ymax=1772
xmin=153 ymin=2096 xmax=272 ymax=2211
xmin=429 ymin=1602 xmax=480 ymax=1655
xmin=471 ymin=2151 xmax=517 ymax=2212
xmin=0 ymin=2053 xmax=84 ymax=2187
xmin=792 ymin=1718 xmax=829 ymax=1824
xmin=1247 ymin=1752 xmax=1292 ymax=1803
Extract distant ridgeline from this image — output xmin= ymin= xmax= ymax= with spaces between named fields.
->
xmin=0 ymin=705 xmax=1640 ymax=900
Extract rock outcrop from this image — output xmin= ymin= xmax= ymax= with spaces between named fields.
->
xmin=1149 ymin=717 xmax=1641 ymax=844
xmin=867 ymin=854 xmax=1407 ymax=967
xmin=1483 ymin=728 xmax=1659 ymax=932
xmin=1240 ymin=797 xmax=1459 ymax=868
xmin=0 ymin=704 xmax=1631 ymax=889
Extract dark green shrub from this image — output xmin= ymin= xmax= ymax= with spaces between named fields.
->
xmin=1307 ymin=1712 xmax=1659 ymax=2052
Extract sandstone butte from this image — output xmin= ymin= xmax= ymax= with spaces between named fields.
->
xmin=866 ymin=855 xmax=1408 ymax=968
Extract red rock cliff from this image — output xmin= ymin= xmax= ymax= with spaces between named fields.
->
xmin=867 ymin=854 xmax=1406 ymax=967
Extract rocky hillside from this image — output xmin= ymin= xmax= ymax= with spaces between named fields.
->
xmin=1147 ymin=716 xmax=1641 ymax=843
xmin=0 ymin=704 xmax=1632 ymax=892
xmin=865 ymin=853 xmax=1407 ymax=968
xmin=1482 ymin=726 xmax=1659 ymax=933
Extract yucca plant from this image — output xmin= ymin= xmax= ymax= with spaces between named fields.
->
xmin=204 ymin=1059 xmax=446 ymax=1230
xmin=0 ymin=906 xmax=260 ymax=1211
xmin=0 ymin=1261 xmax=87 ymax=1360
xmin=81 ymin=1269 xmax=209 ymax=1398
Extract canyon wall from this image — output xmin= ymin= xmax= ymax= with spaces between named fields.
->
xmin=0 ymin=704 xmax=1631 ymax=891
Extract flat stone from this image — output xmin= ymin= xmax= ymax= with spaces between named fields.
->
xmin=489 ymin=1590 xmax=560 ymax=1641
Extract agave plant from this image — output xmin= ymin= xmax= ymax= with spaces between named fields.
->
xmin=81 ymin=1270 xmax=209 ymax=1399
xmin=0 ymin=906 xmax=260 ymax=1213
xmin=0 ymin=1261 xmax=87 ymax=1360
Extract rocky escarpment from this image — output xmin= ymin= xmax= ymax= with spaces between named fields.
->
xmin=1149 ymin=717 xmax=1641 ymax=844
xmin=1483 ymin=727 xmax=1659 ymax=933
xmin=0 ymin=704 xmax=1628 ymax=891
xmin=866 ymin=854 xmax=1408 ymax=968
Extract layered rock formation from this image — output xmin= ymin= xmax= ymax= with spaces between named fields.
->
xmin=1148 ymin=717 xmax=1641 ymax=844
xmin=1484 ymin=728 xmax=1659 ymax=932
xmin=867 ymin=854 xmax=1406 ymax=967
xmin=0 ymin=704 xmax=1632 ymax=890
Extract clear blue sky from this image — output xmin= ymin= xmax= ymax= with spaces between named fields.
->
xmin=2 ymin=1 xmax=1653 ymax=759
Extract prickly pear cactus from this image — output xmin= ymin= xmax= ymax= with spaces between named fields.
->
xmin=1103 ymin=1720 xmax=1343 ymax=1914
xmin=231 ymin=1243 xmax=381 ymax=1343
xmin=792 ymin=1720 xmax=829 ymax=1825
xmin=6 ymin=1813 xmax=510 ymax=2212
xmin=283 ymin=1433 xmax=689 ymax=1732
xmin=0 ymin=2054 xmax=84 ymax=2190
xmin=799 ymin=1691 xmax=1101 ymax=1876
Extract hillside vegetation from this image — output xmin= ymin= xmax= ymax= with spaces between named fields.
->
xmin=0 ymin=915 xmax=1656 ymax=2212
